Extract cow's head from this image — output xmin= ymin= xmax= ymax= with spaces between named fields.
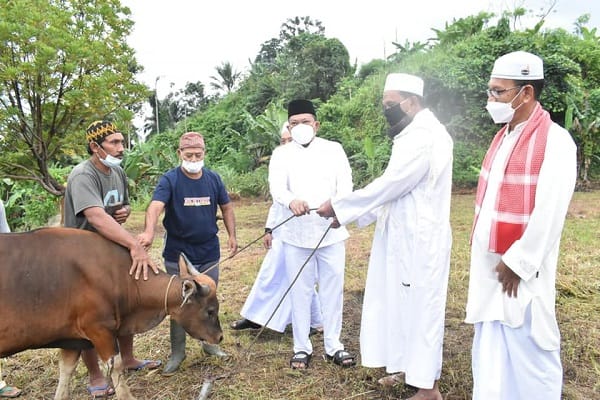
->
xmin=169 ymin=253 xmax=223 ymax=344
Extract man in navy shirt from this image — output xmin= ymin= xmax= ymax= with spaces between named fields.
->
xmin=138 ymin=131 xmax=238 ymax=376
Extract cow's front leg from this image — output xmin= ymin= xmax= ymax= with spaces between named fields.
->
xmin=110 ymin=354 xmax=136 ymax=400
xmin=85 ymin=330 xmax=135 ymax=400
xmin=54 ymin=348 xmax=80 ymax=400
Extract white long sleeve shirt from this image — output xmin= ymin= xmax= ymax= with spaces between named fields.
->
xmin=268 ymin=136 xmax=352 ymax=249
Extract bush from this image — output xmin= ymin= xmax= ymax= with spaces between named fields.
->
xmin=0 ymin=165 xmax=70 ymax=230
xmin=453 ymin=140 xmax=485 ymax=189
xmin=214 ymin=164 xmax=269 ymax=198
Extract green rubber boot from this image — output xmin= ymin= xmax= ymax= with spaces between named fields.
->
xmin=162 ymin=320 xmax=186 ymax=376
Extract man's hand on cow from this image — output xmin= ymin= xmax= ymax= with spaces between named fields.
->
xmin=112 ymin=205 xmax=130 ymax=224
xmin=129 ymin=243 xmax=159 ymax=280
xmin=316 ymin=199 xmax=335 ymax=218
xmin=495 ymin=260 xmax=520 ymax=298
xmin=289 ymin=199 xmax=310 ymax=216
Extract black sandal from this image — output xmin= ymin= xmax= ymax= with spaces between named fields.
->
xmin=290 ymin=351 xmax=312 ymax=369
xmin=325 ymin=349 xmax=356 ymax=368
xmin=230 ymin=318 xmax=261 ymax=330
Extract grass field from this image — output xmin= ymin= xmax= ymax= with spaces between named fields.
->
xmin=3 ymin=191 xmax=599 ymax=399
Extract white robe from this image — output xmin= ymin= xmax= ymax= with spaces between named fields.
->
xmin=333 ymin=109 xmax=453 ymax=389
xmin=465 ymin=121 xmax=577 ymax=350
xmin=466 ymin=118 xmax=576 ymax=400
xmin=240 ymin=203 xmax=323 ymax=332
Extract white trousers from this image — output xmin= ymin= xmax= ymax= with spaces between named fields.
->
xmin=240 ymin=238 xmax=322 ymax=332
xmin=283 ymin=241 xmax=345 ymax=356
xmin=472 ymin=306 xmax=562 ymax=400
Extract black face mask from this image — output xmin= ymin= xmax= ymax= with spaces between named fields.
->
xmin=387 ymin=116 xmax=413 ymax=139
xmin=383 ymin=103 xmax=405 ymax=126
xmin=383 ymin=103 xmax=412 ymax=139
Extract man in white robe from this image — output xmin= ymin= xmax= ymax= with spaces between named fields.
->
xmin=465 ymin=51 xmax=577 ymax=399
xmin=318 ymin=73 xmax=453 ymax=400
xmin=231 ymin=124 xmax=323 ymax=333
xmin=270 ymin=99 xmax=355 ymax=369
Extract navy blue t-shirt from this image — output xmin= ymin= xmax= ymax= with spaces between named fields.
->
xmin=152 ymin=167 xmax=230 ymax=264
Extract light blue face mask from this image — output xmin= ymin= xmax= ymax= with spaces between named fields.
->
xmin=98 ymin=146 xmax=123 ymax=168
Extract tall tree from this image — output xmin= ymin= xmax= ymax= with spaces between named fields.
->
xmin=210 ymin=61 xmax=241 ymax=94
xmin=0 ymin=0 xmax=147 ymax=195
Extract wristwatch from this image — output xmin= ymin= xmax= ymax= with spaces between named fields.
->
xmin=264 ymin=228 xmax=272 ymax=234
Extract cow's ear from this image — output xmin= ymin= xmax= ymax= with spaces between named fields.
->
xmin=179 ymin=253 xmax=201 ymax=278
xmin=180 ymin=280 xmax=197 ymax=306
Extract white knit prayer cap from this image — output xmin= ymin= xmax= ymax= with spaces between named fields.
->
xmin=383 ymin=73 xmax=424 ymax=96
xmin=491 ymin=51 xmax=544 ymax=80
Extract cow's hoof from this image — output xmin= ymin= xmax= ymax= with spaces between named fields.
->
xmin=202 ymin=343 xmax=228 ymax=358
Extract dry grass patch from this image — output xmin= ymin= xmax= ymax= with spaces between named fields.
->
xmin=3 ymin=192 xmax=599 ymax=399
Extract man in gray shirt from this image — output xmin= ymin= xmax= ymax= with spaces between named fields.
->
xmin=63 ymin=120 xmax=160 ymax=398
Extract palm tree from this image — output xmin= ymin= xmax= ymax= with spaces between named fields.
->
xmin=210 ymin=61 xmax=241 ymax=94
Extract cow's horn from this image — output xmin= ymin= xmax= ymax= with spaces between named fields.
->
xmin=198 ymin=283 xmax=211 ymax=297
xmin=179 ymin=252 xmax=201 ymax=276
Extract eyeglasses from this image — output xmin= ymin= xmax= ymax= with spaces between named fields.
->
xmin=486 ymin=86 xmax=522 ymax=99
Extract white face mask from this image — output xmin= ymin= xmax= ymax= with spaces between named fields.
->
xmin=291 ymin=123 xmax=315 ymax=145
xmin=98 ymin=146 xmax=123 ymax=168
xmin=485 ymin=87 xmax=524 ymax=124
xmin=182 ymin=159 xmax=204 ymax=174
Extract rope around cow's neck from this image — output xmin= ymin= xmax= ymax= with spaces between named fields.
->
xmin=163 ymin=274 xmax=177 ymax=315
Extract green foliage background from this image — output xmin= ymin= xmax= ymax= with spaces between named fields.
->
xmin=1 ymin=5 xmax=600 ymax=230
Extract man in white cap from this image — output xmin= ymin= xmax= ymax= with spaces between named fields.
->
xmin=231 ymin=122 xmax=323 ymax=334
xmin=318 ymin=73 xmax=453 ymax=400
xmin=270 ymin=100 xmax=354 ymax=369
xmin=465 ymin=51 xmax=577 ymax=399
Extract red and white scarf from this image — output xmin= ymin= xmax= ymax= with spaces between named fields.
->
xmin=472 ymin=102 xmax=551 ymax=254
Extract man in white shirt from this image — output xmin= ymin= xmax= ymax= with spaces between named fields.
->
xmin=318 ymin=73 xmax=453 ymax=400
xmin=231 ymin=122 xmax=323 ymax=334
xmin=466 ymin=51 xmax=577 ymax=399
xmin=269 ymin=100 xmax=355 ymax=369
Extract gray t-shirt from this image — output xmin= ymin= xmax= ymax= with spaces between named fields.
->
xmin=63 ymin=160 xmax=129 ymax=231
xmin=0 ymin=200 xmax=10 ymax=233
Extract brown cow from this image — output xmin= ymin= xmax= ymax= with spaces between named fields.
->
xmin=0 ymin=227 xmax=223 ymax=400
